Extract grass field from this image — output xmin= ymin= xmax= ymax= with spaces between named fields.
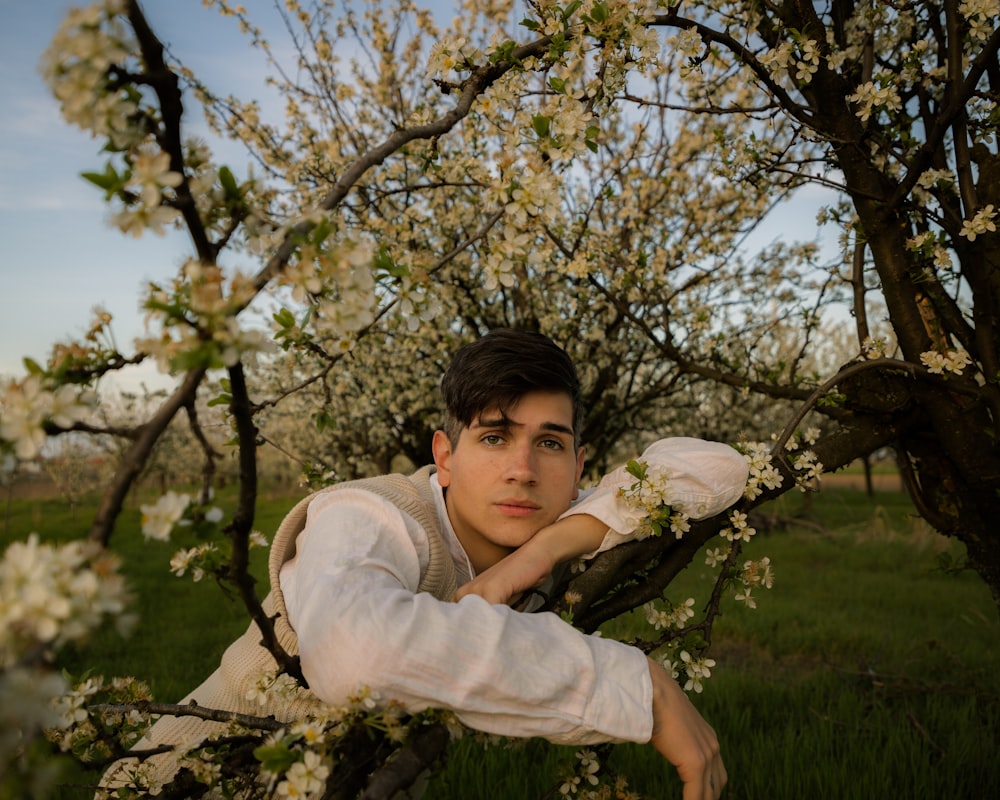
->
xmin=4 ymin=480 xmax=999 ymax=799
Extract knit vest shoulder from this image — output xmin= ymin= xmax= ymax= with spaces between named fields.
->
xmin=106 ymin=467 xmax=457 ymax=788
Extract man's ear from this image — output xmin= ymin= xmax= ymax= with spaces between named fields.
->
xmin=432 ymin=429 xmax=453 ymax=488
xmin=572 ymin=445 xmax=586 ymax=500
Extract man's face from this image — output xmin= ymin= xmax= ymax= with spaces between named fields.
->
xmin=432 ymin=390 xmax=585 ymax=573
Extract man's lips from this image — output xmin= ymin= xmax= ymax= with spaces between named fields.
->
xmin=495 ymin=498 xmax=541 ymax=517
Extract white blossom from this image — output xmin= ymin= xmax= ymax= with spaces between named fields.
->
xmin=128 ymin=145 xmax=183 ymax=207
xmin=920 ymin=347 xmax=973 ymax=376
xmin=739 ymin=441 xmax=784 ymax=501
xmin=139 ymin=491 xmax=190 ymax=541
xmin=275 ymin=749 xmax=329 ymax=798
xmin=1 ymin=534 xmax=130 ymax=666
xmin=847 ymin=78 xmax=903 ymax=122
xmin=959 ymin=204 xmax=997 ymax=241
xmin=679 ymin=650 xmax=715 ymax=693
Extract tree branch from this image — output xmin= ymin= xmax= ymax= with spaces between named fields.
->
xmin=89 ymin=367 xmax=206 ymax=545
xmin=95 ymin=700 xmax=285 ymax=733
xmin=226 ymin=361 xmax=304 ymax=683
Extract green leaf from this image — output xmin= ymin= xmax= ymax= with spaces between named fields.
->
xmin=218 ymin=165 xmax=240 ymax=199
xmin=80 ymin=162 xmax=124 ymax=200
xmin=532 ymin=114 xmax=552 ymax=138
xmin=562 ymin=0 xmax=584 ymax=21
xmin=488 ymin=40 xmax=517 ymax=64
xmin=80 ymin=164 xmax=120 ymax=191
xmin=548 ymin=76 xmax=567 ymax=94
xmin=374 ymin=245 xmax=408 ymax=278
xmin=589 ymin=1 xmax=609 ymax=23
xmin=548 ymin=31 xmax=568 ymax=59
xmin=253 ymin=743 xmax=298 ymax=775
xmin=625 ymin=459 xmax=647 ymax=480
xmin=310 ymin=217 xmax=334 ymax=245
xmin=313 ymin=410 xmax=334 ymax=432
xmin=22 ymin=357 xmax=44 ymax=376
xmin=273 ymin=308 xmax=296 ymax=329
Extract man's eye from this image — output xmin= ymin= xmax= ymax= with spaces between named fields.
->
xmin=481 ymin=434 xmax=505 ymax=446
xmin=540 ymin=438 xmax=564 ymax=450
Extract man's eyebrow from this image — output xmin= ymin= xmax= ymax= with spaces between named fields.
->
xmin=540 ymin=421 xmax=576 ymax=437
xmin=471 ymin=416 xmax=575 ymax=437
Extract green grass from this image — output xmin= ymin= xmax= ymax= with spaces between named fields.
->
xmin=4 ymin=483 xmax=999 ymax=799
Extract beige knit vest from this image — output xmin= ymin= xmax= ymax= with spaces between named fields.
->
xmin=104 ymin=466 xmax=457 ymax=787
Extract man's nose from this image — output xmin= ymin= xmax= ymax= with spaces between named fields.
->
xmin=504 ymin=443 xmax=538 ymax=483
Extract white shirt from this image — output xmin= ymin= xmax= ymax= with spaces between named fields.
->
xmin=280 ymin=437 xmax=747 ymax=745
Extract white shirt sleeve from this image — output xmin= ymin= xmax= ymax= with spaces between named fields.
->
xmin=561 ymin=437 xmax=749 ymax=557
xmin=279 ymin=488 xmax=653 ymax=745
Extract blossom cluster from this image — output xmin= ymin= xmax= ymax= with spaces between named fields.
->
xmin=40 ymin=0 xmax=139 ymax=150
xmin=847 ymin=77 xmax=903 ymax=123
xmin=1 ymin=534 xmax=132 ymax=667
xmin=739 ymin=440 xmax=785 ymax=501
xmin=745 ymin=429 xmax=823 ymax=493
xmin=246 ymin=669 xmax=307 ymax=709
xmin=48 ymin=674 xmax=153 ymax=764
xmin=920 ymin=347 xmax=973 ymax=376
xmin=277 ymin=237 xmax=378 ymax=353
xmin=1 ymin=536 xmax=133 ymax=792
xmin=617 ymin=459 xmax=692 ymax=539
xmin=42 ymin=2 xmax=190 ymax=238
xmin=861 ymin=336 xmax=890 ymax=359
xmin=959 ymin=0 xmax=1000 ymax=41
xmin=719 ymin=508 xmax=756 ymax=544
xmin=758 ymin=37 xmax=821 ymax=85
xmin=0 ymin=376 xmax=95 ymax=460
xmin=137 ymin=261 xmax=271 ymax=374
xmin=139 ymin=490 xmax=192 ymax=541
xmin=558 ymin=748 xmax=600 ymax=795
xmin=662 ymin=650 xmax=717 ymax=694
xmin=1 ymin=666 xmax=68 ymax=791
xmin=959 ymin=204 xmax=997 ymax=241
xmin=643 ymin=597 xmax=695 ymax=631
xmin=734 ymin=557 xmax=775 ymax=609
xmin=251 ymin=688 xmax=462 ymax=800
xmin=905 ymin=229 xmax=953 ymax=270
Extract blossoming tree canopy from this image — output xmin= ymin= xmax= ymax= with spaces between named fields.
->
xmin=1 ymin=0 xmax=999 ymax=797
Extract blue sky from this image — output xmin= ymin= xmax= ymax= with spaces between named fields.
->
xmin=0 ymin=0 xmax=285 ymax=390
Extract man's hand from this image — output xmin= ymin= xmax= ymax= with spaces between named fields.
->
xmin=453 ymin=544 xmax=554 ymax=605
xmin=453 ymin=514 xmax=608 ymax=605
xmin=648 ymin=657 xmax=726 ymax=799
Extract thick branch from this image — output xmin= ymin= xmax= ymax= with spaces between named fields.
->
xmin=126 ymin=0 xmax=215 ymax=262
xmin=226 ymin=362 xmax=303 ymax=682
xmin=889 ymin=24 xmax=1000 ymax=211
xmin=358 ymin=724 xmax=450 ymax=800
xmin=89 ymin=367 xmax=206 ymax=545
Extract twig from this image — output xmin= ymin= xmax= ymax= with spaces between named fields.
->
xmin=95 ymin=700 xmax=284 ymax=732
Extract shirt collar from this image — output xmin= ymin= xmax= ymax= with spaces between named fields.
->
xmin=429 ymin=470 xmax=475 ymax=585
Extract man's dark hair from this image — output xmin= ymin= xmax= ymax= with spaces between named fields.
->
xmin=441 ymin=328 xmax=583 ymax=446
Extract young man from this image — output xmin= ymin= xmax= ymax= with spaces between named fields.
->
xmin=111 ymin=329 xmax=747 ymax=799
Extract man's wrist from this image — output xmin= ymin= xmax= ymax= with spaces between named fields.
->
xmin=533 ymin=514 xmax=609 ymax=564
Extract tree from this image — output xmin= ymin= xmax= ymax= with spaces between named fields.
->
xmin=650 ymin=0 xmax=1000 ymax=601
xmin=1 ymin=0 xmax=997 ymax=797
